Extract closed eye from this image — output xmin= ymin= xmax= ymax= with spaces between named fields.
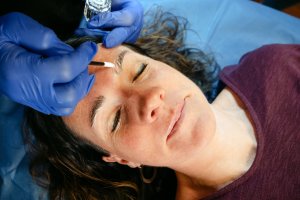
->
xmin=112 ymin=108 xmax=121 ymax=133
xmin=133 ymin=63 xmax=148 ymax=82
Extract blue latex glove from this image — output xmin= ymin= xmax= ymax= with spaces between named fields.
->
xmin=75 ymin=0 xmax=144 ymax=48
xmin=0 ymin=12 xmax=98 ymax=116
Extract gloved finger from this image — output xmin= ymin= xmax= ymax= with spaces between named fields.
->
xmin=52 ymin=72 xmax=95 ymax=114
xmin=50 ymin=107 xmax=75 ymax=116
xmin=0 ymin=42 xmax=43 ymax=80
xmin=1 ymin=12 xmax=74 ymax=56
xmin=74 ymin=28 xmax=109 ymax=38
xmin=41 ymin=41 xmax=97 ymax=83
xmin=89 ymin=11 xmax=135 ymax=28
xmin=103 ymin=26 xmax=140 ymax=48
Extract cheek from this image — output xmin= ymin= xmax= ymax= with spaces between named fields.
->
xmin=154 ymin=64 xmax=187 ymax=86
xmin=120 ymin=125 xmax=148 ymax=145
xmin=114 ymin=125 xmax=153 ymax=155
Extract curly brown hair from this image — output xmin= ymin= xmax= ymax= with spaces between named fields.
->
xmin=23 ymin=8 xmax=220 ymax=200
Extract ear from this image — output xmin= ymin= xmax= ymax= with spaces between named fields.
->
xmin=102 ymin=155 xmax=141 ymax=168
xmin=102 ymin=154 xmax=118 ymax=163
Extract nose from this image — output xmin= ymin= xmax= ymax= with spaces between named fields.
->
xmin=129 ymin=87 xmax=165 ymax=123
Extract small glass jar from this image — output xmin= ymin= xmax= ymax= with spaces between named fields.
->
xmin=84 ymin=0 xmax=112 ymax=21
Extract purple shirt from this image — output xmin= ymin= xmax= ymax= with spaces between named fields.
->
xmin=204 ymin=44 xmax=300 ymax=200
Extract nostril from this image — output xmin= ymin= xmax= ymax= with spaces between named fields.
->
xmin=160 ymin=93 xmax=164 ymax=100
xmin=151 ymin=110 xmax=155 ymax=117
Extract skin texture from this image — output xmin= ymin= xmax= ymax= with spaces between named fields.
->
xmin=63 ymin=44 xmax=257 ymax=199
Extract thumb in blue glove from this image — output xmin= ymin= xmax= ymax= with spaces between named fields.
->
xmin=0 ymin=12 xmax=98 ymax=116
xmin=87 ymin=0 xmax=144 ymax=48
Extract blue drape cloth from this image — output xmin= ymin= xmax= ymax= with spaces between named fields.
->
xmin=1 ymin=0 xmax=299 ymax=199
xmin=141 ymin=0 xmax=300 ymax=67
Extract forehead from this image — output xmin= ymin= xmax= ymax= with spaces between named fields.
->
xmin=96 ymin=44 xmax=132 ymax=63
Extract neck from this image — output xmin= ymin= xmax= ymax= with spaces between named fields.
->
xmin=175 ymin=88 xmax=257 ymax=199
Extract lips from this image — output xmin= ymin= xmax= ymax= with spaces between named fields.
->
xmin=166 ymin=99 xmax=185 ymax=141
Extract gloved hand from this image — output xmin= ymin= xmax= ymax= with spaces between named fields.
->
xmin=0 ymin=12 xmax=97 ymax=116
xmin=75 ymin=0 xmax=143 ymax=48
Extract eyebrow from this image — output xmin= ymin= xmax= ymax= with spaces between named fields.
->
xmin=89 ymin=50 xmax=129 ymax=127
xmin=115 ymin=50 xmax=128 ymax=72
xmin=90 ymin=95 xmax=105 ymax=127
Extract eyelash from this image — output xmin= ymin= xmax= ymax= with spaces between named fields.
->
xmin=112 ymin=108 xmax=121 ymax=132
xmin=133 ymin=63 xmax=148 ymax=82
xmin=111 ymin=63 xmax=148 ymax=133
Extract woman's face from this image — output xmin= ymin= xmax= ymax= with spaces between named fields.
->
xmin=63 ymin=44 xmax=216 ymax=168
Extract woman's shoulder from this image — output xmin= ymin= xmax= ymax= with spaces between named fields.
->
xmin=239 ymin=44 xmax=300 ymax=71
xmin=221 ymin=44 xmax=300 ymax=82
